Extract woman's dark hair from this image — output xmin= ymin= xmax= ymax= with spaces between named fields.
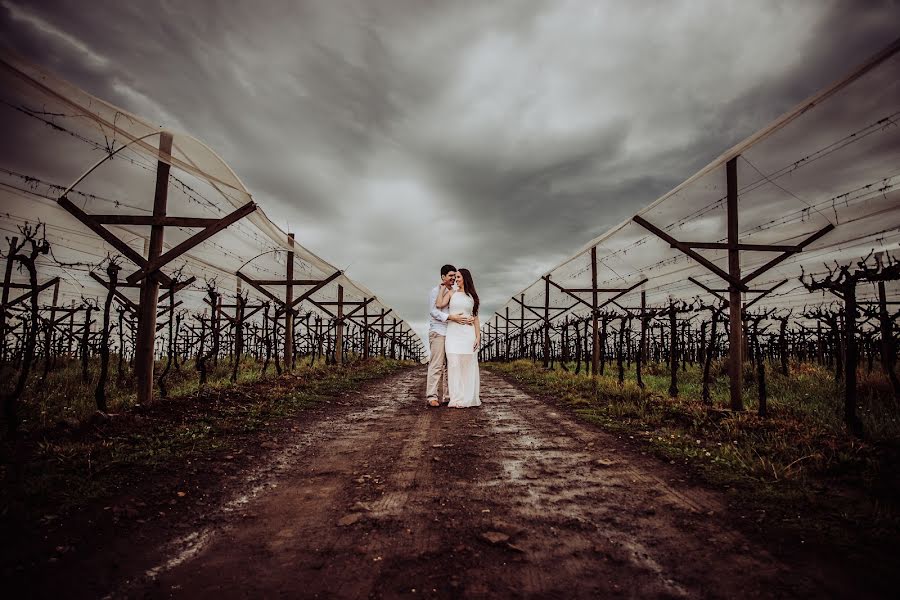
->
xmin=441 ymin=264 xmax=456 ymax=276
xmin=458 ymin=268 xmax=479 ymax=316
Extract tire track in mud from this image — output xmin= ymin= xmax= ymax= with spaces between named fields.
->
xmin=117 ymin=367 xmax=819 ymax=599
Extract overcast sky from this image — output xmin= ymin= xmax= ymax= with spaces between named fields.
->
xmin=1 ymin=0 xmax=898 ymax=343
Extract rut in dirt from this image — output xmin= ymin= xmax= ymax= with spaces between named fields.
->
xmin=118 ymin=366 xmax=823 ymax=599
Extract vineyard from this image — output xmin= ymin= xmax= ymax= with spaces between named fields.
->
xmin=0 ymin=52 xmax=424 ymax=436
xmin=2 ymin=20 xmax=900 ymax=600
xmin=478 ymin=39 xmax=900 ymax=438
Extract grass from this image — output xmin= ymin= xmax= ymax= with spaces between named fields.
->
xmin=0 ymin=353 xmax=402 ymax=433
xmin=0 ymin=356 xmax=413 ymax=524
xmin=486 ymin=358 xmax=900 ymax=558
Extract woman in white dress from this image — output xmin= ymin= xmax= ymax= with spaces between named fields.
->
xmin=435 ymin=268 xmax=481 ymax=408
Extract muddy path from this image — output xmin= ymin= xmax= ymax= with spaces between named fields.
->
xmin=73 ymin=367 xmax=833 ymax=598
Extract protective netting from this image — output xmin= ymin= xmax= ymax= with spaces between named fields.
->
xmin=0 ymin=50 xmax=422 ymax=354
xmin=489 ymin=38 xmax=900 ymax=330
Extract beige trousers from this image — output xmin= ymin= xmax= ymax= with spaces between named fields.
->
xmin=426 ymin=331 xmax=449 ymax=401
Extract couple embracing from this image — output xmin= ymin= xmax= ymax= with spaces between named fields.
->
xmin=425 ymin=265 xmax=481 ymax=408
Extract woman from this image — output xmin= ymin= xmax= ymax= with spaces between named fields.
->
xmin=435 ymin=268 xmax=481 ymax=408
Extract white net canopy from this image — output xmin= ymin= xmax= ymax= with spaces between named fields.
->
xmin=488 ymin=38 xmax=900 ymax=333
xmin=0 ymin=50 xmax=423 ymax=356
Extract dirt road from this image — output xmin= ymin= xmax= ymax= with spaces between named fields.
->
xmin=107 ymin=366 xmax=823 ymax=599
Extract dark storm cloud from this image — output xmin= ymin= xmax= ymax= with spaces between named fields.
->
xmin=1 ymin=0 xmax=898 ymax=342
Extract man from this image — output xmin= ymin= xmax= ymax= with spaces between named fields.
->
xmin=426 ymin=265 xmax=472 ymax=407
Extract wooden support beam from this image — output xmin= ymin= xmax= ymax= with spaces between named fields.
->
xmin=633 ymin=214 xmax=748 ymax=291
xmin=159 ymin=276 xmax=196 ymax=303
xmin=335 ymin=284 xmax=344 ymax=364
xmin=135 ymin=132 xmax=172 ymax=405
xmin=564 ymin=287 xmax=635 ymax=293
xmin=595 ymin=278 xmax=646 ymax=312
xmin=688 ymin=276 xmax=729 ymax=307
xmin=90 ymin=272 xmax=139 ymax=313
xmin=237 ymin=271 xmax=283 ymax=305
xmin=246 ymin=279 xmax=324 ymax=286
xmin=126 ymin=200 xmax=257 ymax=284
xmin=285 ymin=233 xmax=295 ymax=370
xmin=57 ymin=196 xmax=173 ymax=286
xmin=591 ymin=247 xmax=600 ymax=378
xmin=5 ymin=277 xmax=60 ymax=309
xmin=743 ymin=279 xmax=788 ymax=311
xmin=90 ymin=215 xmax=223 ymax=227
xmin=726 ymin=156 xmax=743 ymax=411
xmin=543 ymin=276 xmax=550 ymax=367
xmin=279 ymin=270 xmax=342 ymax=315
xmin=342 ymin=296 xmax=375 ymax=320
xmin=680 ymin=242 xmax=802 ymax=252
xmin=740 ymin=224 xmax=835 ymax=285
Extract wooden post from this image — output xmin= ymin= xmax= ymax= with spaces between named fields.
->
xmin=284 ymin=233 xmax=294 ymax=369
xmin=363 ymin=298 xmax=369 ymax=359
xmin=44 ymin=279 xmax=60 ymax=373
xmin=0 ymin=237 xmax=17 ymax=362
xmin=504 ymin=306 xmax=510 ymax=361
xmin=844 ymin=280 xmax=861 ymax=434
xmin=543 ymin=276 xmax=551 ymax=368
xmin=135 ymin=132 xmax=172 ymax=405
xmin=519 ymin=293 xmax=525 ymax=358
xmin=877 ymin=280 xmax=900 ymax=394
xmin=591 ymin=246 xmax=600 ymax=380
xmin=726 ymin=157 xmax=743 ymax=411
xmin=380 ymin=308 xmax=386 ymax=357
xmin=335 ymin=284 xmax=344 ymax=365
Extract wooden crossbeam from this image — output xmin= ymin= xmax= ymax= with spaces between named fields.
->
xmin=511 ymin=296 xmax=576 ymax=326
xmin=5 ymin=277 xmax=60 ymax=308
xmin=237 ymin=271 xmax=283 ymax=305
xmin=633 ymin=214 xmax=748 ymax=291
xmin=740 ymin=224 xmax=834 ymax=285
xmin=316 ymin=301 xmax=368 ymax=307
xmin=680 ymin=242 xmax=801 ymax=252
xmin=368 ymin=308 xmax=393 ymax=326
xmin=562 ymin=287 xmax=635 ymax=293
xmin=595 ymin=278 xmax=646 ymax=313
xmin=156 ymin=301 xmax=182 ymax=317
xmin=744 ymin=279 xmax=788 ymax=310
xmin=342 ymin=297 xmax=375 ymax=320
xmin=203 ymin=296 xmax=236 ymax=325
xmin=91 ymin=215 xmax=223 ymax=227
xmin=113 ymin=296 xmax=138 ymax=316
xmin=276 ymin=270 xmax=342 ymax=316
xmin=57 ymin=196 xmax=173 ymax=286
xmin=243 ymin=305 xmax=264 ymax=322
xmin=688 ymin=276 xmax=728 ymax=306
xmin=159 ymin=276 xmax=196 ymax=303
xmin=495 ymin=312 xmax=540 ymax=328
xmin=91 ymin=272 xmax=139 ymax=313
xmin=126 ymin=201 xmax=257 ymax=284
xmin=243 ymin=279 xmax=325 ymax=286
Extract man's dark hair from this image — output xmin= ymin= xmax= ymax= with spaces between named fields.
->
xmin=440 ymin=264 xmax=456 ymax=276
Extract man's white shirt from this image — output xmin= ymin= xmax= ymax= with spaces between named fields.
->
xmin=428 ymin=285 xmax=449 ymax=336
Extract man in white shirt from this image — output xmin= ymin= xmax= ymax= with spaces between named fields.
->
xmin=426 ymin=264 xmax=472 ymax=407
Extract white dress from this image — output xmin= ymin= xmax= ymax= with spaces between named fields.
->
xmin=445 ymin=292 xmax=481 ymax=408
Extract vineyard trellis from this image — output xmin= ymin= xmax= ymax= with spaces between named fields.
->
xmin=0 ymin=51 xmax=424 ymax=435
xmin=479 ymin=37 xmax=900 ymax=435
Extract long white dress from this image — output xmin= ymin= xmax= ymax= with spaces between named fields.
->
xmin=445 ymin=292 xmax=481 ymax=408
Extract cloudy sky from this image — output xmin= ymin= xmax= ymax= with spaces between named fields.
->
xmin=1 ymin=0 xmax=898 ymax=342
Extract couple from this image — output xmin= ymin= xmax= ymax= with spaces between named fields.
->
xmin=426 ymin=265 xmax=481 ymax=408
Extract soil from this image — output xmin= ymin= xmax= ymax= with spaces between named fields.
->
xmin=3 ymin=367 xmax=876 ymax=598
